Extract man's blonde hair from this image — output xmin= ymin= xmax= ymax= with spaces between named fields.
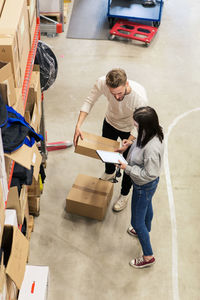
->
xmin=106 ymin=68 xmax=127 ymax=88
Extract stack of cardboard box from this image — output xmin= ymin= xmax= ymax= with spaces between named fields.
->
xmin=66 ymin=131 xmax=120 ymax=221
xmin=0 ymin=0 xmax=37 ymax=88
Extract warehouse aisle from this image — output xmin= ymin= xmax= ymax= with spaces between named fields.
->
xmin=29 ymin=0 xmax=200 ymax=299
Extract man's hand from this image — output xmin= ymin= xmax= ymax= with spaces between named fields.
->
xmin=73 ymin=128 xmax=84 ymax=147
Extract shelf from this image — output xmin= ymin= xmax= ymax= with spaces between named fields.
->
xmin=7 ymin=19 xmax=40 ymax=192
xmin=22 ymin=19 xmax=40 ymax=110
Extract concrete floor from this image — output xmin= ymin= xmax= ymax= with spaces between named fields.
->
xmin=29 ymin=0 xmax=200 ymax=299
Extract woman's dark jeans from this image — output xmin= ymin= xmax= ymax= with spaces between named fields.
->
xmin=131 ymin=177 xmax=159 ymax=256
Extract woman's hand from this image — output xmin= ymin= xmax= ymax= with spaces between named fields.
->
xmin=115 ymin=139 xmax=132 ymax=154
xmin=117 ymin=160 xmax=128 ymax=170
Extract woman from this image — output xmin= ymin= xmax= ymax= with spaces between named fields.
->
xmin=118 ymin=106 xmax=164 ymax=269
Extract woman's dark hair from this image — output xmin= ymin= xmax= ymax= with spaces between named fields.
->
xmin=133 ymin=106 xmax=164 ymax=148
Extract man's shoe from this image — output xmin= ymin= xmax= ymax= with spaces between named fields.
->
xmin=127 ymin=226 xmax=138 ymax=238
xmin=129 ymin=257 xmax=155 ymax=269
xmin=100 ymin=172 xmax=115 ymax=181
xmin=112 ymin=194 xmax=129 ymax=212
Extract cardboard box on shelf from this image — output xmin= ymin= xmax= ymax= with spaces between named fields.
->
xmin=1 ymin=225 xmax=29 ymax=289
xmin=19 ymin=30 xmax=30 ymax=82
xmin=29 ymin=9 xmax=36 ymax=48
xmin=6 ymin=275 xmax=18 ymax=300
xmin=0 ymin=61 xmax=16 ymax=106
xmin=28 ymin=176 xmax=40 ymax=197
xmin=25 ymin=70 xmax=41 ymax=133
xmin=0 ymin=0 xmax=30 ymax=60
xmin=27 ymin=0 xmax=36 ymax=48
xmin=66 ymin=174 xmax=114 ymax=221
xmin=0 ymin=36 xmax=21 ymax=87
xmin=18 ymin=265 xmax=49 ymax=300
xmin=0 ymin=181 xmax=5 ymax=246
xmin=4 ymin=156 xmax=12 ymax=185
xmin=12 ymin=88 xmax=24 ymax=116
xmin=28 ymin=196 xmax=40 ymax=216
xmin=0 ymin=0 xmax=5 ymax=17
xmin=26 ymin=71 xmax=41 ymax=111
xmin=75 ymin=131 xmax=120 ymax=160
xmin=27 ymin=0 xmax=36 ymax=26
xmin=6 ymin=186 xmax=28 ymax=226
xmin=0 ymin=253 xmax=7 ymax=297
xmin=30 ymin=101 xmax=41 ymax=133
xmin=0 ymin=129 xmax=8 ymax=204
xmin=24 ymin=197 xmax=30 ymax=240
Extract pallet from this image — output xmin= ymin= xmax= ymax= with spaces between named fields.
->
xmin=40 ymin=12 xmax=61 ymax=23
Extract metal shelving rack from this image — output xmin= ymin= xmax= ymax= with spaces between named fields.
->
xmin=7 ymin=18 xmax=41 ymax=191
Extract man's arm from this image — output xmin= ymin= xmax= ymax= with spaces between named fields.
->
xmin=73 ymin=111 xmax=88 ymax=146
xmin=73 ymin=77 xmax=105 ymax=146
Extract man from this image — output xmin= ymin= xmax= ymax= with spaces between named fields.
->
xmin=73 ymin=68 xmax=148 ymax=212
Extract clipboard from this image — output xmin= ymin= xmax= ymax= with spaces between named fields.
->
xmin=96 ymin=150 xmax=128 ymax=164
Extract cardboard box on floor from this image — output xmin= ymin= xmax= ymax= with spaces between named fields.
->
xmin=75 ymin=131 xmax=120 ymax=160
xmin=18 ymin=265 xmax=49 ymax=300
xmin=0 ymin=61 xmax=16 ymax=106
xmin=66 ymin=174 xmax=114 ymax=221
xmin=1 ymin=225 xmax=29 ymax=289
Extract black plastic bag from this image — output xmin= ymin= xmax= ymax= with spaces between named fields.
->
xmin=34 ymin=40 xmax=58 ymax=92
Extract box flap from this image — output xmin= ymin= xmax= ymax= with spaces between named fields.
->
xmin=2 ymin=225 xmax=29 ymax=289
xmin=7 ymin=186 xmax=27 ymax=225
xmin=5 ymin=144 xmax=34 ymax=170
xmin=6 ymin=186 xmax=19 ymax=209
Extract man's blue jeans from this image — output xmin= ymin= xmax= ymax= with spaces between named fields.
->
xmin=131 ymin=177 xmax=159 ymax=256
